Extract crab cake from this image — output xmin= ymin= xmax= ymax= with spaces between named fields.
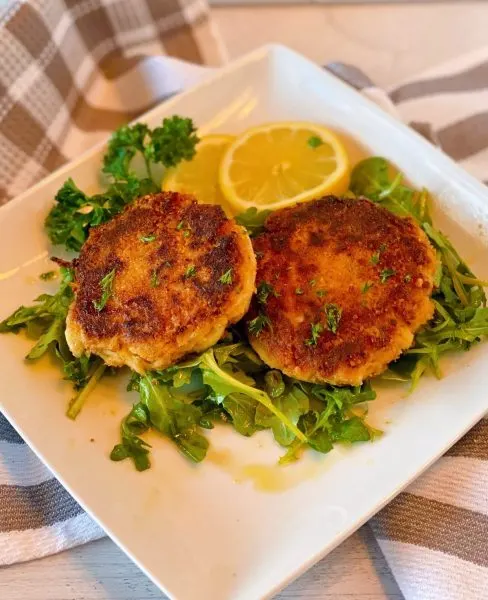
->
xmin=246 ymin=195 xmax=437 ymax=386
xmin=65 ymin=192 xmax=256 ymax=373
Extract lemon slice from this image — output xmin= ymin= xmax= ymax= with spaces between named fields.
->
xmin=219 ymin=122 xmax=350 ymax=212
xmin=163 ymin=134 xmax=235 ymax=210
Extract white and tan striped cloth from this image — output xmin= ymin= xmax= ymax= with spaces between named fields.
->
xmin=1 ymin=2 xmax=488 ymax=598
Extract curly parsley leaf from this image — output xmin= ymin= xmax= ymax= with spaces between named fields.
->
xmin=46 ymin=116 xmax=197 ymax=253
xmin=144 ymin=116 xmax=199 ymax=169
xmin=45 ymin=177 xmax=157 ymax=252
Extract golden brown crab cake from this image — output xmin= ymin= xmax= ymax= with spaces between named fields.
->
xmin=246 ymin=195 xmax=437 ymax=386
xmin=65 ymin=192 xmax=256 ymax=373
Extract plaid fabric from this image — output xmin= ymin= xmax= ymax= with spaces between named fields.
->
xmin=331 ymin=52 xmax=488 ymax=600
xmin=0 ymin=0 xmax=223 ymax=203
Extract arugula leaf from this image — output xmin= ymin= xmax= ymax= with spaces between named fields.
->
xmin=110 ymin=402 xmax=152 ymax=471
xmin=235 ymin=207 xmax=272 ymax=237
xmin=221 ymin=394 xmax=259 ymax=436
xmin=112 ymin=373 xmax=209 ymax=466
xmin=1 ymin=267 xmax=106 ymax=418
xmin=66 ymin=359 xmax=106 ymax=420
xmin=255 ymin=382 xmax=309 ymax=447
xmin=139 ymin=374 xmax=208 ymax=462
xmin=350 ymin=157 xmax=427 ymax=221
xmin=280 ymin=381 xmax=377 ymax=464
xmin=198 ymin=349 xmax=307 ymax=442
xmin=113 ymin=337 xmax=380 ymax=470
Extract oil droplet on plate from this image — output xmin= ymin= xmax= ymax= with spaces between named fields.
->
xmin=206 ymin=447 xmax=335 ymax=493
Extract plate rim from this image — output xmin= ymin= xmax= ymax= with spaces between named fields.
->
xmin=1 ymin=43 xmax=488 ymax=600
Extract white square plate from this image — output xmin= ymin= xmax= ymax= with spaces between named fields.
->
xmin=1 ymin=45 xmax=488 ymax=600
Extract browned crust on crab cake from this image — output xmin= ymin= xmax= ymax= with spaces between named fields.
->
xmin=65 ymin=192 xmax=256 ymax=372
xmin=246 ymin=195 xmax=437 ymax=386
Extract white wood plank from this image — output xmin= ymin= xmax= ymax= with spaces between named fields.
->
xmin=0 ymin=527 xmax=403 ymax=599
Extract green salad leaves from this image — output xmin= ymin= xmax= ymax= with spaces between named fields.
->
xmin=2 ymin=118 xmax=487 ymax=473
xmin=0 ymin=267 xmax=105 ymax=418
xmin=110 ymin=336 xmax=378 ymax=469
xmin=45 ymin=116 xmax=199 ymax=252
xmin=351 ymin=157 xmax=488 ymax=388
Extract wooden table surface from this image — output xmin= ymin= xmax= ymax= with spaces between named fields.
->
xmin=3 ymin=2 xmax=488 ymax=598
xmin=0 ymin=527 xmax=404 ymax=599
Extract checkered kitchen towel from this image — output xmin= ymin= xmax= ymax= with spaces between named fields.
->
xmin=0 ymin=0 xmax=223 ymax=202
xmin=1 ymin=4 xmax=488 ymax=600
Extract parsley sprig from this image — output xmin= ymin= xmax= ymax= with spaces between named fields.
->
xmin=45 ymin=116 xmax=199 ymax=252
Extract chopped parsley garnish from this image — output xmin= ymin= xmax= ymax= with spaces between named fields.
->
xmin=219 ymin=269 xmax=233 ymax=285
xmin=308 ymin=136 xmax=323 ymax=149
xmin=140 ymin=234 xmax=156 ymax=243
xmin=371 ymin=244 xmax=387 ymax=265
xmin=316 ymin=290 xmax=327 ymax=298
xmin=361 ymin=282 xmax=373 ymax=294
xmin=177 ymin=220 xmax=191 ymax=238
xmin=93 ymin=268 xmax=116 ymax=312
xmin=325 ymin=304 xmax=342 ymax=334
xmin=370 ymin=252 xmax=380 ymax=265
xmin=305 ymin=322 xmax=323 ymax=346
xmin=404 ymin=273 xmax=412 ymax=283
xmin=257 ymin=281 xmax=279 ymax=304
xmin=248 ymin=313 xmax=271 ymax=336
xmin=39 ymin=271 xmax=56 ymax=281
xmin=164 ymin=261 xmax=172 ymax=268
xmin=380 ymin=268 xmax=396 ymax=283
xmin=184 ymin=265 xmax=196 ymax=279
xmin=295 ymin=288 xmax=304 ymax=295
xmin=309 ymin=279 xmax=317 ymax=287
xmin=150 ymin=270 xmax=160 ymax=288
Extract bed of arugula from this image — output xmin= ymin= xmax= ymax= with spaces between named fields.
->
xmin=1 ymin=116 xmax=487 ymax=471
